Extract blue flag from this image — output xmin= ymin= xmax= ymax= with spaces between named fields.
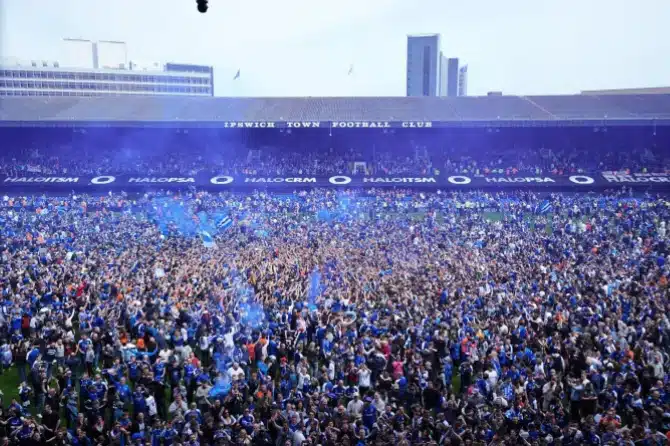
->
xmin=217 ymin=216 xmax=233 ymax=231
xmin=535 ymin=200 xmax=553 ymax=215
xmin=201 ymin=231 xmax=216 ymax=248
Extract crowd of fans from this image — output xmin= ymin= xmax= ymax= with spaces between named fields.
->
xmin=0 ymin=187 xmax=669 ymax=446
xmin=1 ymin=143 xmax=666 ymax=178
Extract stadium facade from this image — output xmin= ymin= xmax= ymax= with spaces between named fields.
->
xmin=581 ymin=87 xmax=670 ymax=95
xmin=0 ymin=59 xmax=214 ymax=97
xmin=0 ymin=94 xmax=668 ymax=192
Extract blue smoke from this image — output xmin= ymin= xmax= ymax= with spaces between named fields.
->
xmin=149 ymin=197 xmax=199 ymax=236
xmin=209 ymin=374 xmax=231 ymax=399
xmin=232 ymin=278 xmax=266 ymax=329
xmin=307 ymin=268 xmax=324 ymax=311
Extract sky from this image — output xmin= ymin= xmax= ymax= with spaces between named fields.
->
xmin=1 ymin=0 xmax=669 ymax=97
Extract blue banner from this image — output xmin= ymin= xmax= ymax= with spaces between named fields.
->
xmin=1 ymin=172 xmax=670 ymax=191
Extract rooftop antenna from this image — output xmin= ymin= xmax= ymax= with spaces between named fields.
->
xmin=63 ymin=38 xmax=128 ymax=69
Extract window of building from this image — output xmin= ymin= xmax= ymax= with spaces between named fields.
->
xmin=422 ymin=45 xmax=431 ymax=96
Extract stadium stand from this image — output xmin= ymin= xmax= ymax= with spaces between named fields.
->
xmin=1 ymin=94 xmax=669 ymax=123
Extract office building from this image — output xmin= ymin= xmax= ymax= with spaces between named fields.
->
xmin=0 ymin=59 xmax=214 ymax=97
xmin=406 ymin=34 xmax=467 ymax=97
xmin=439 ymin=52 xmax=448 ymax=98
xmin=446 ymin=58 xmax=460 ymax=97
xmin=0 ymin=40 xmax=213 ymax=97
xmin=406 ymin=34 xmax=442 ymax=97
xmin=458 ymin=65 xmax=468 ymax=97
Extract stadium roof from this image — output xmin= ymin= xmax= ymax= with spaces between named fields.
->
xmin=0 ymin=94 xmax=669 ymax=126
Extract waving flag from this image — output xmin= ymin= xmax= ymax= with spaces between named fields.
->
xmin=200 ymin=231 xmax=217 ymax=248
xmin=535 ymin=200 xmax=553 ymax=215
xmin=217 ymin=216 xmax=233 ymax=231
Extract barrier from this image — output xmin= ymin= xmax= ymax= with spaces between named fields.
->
xmin=2 ymin=173 xmax=670 ymax=191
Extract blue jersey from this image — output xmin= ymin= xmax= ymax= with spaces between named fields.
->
xmin=362 ymin=404 xmax=377 ymax=429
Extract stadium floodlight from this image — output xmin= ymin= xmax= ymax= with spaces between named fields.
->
xmin=196 ymin=0 xmax=208 ymax=13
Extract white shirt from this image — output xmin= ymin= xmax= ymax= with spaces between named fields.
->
xmin=298 ymin=372 xmax=310 ymax=389
xmin=487 ymin=369 xmax=498 ymax=388
xmin=292 ymin=430 xmax=306 ymax=446
xmin=229 ymin=366 xmax=245 ymax=381
xmin=169 ymin=400 xmax=188 ymax=414
xmin=346 ymin=399 xmax=364 ymax=418
xmin=223 ymin=332 xmax=234 ymax=350
xmin=358 ymin=369 xmax=371 ymax=388
xmin=146 ymin=395 xmax=157 ymax=416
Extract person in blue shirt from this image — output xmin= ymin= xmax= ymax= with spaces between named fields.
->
xmin=108 ymin=423 xmax=125 ymax=446
xmin=115 ymin=376 xmax=131 ymax=405
xmin=127 ymin=356 xmax=141 ymax=384
xmin=150 ymin=420 xmax=163 ymax=446
xmin=161 ymin=421 xmax=179 ymax=446
xmin=93 ymin=374 xmax=108 ymax=400
xmin=76 ymin=334 xmax=91 ymax=360
xmin=6 ymin=411 xmax=22 ymax=432
xmin=183 ymin=362 xmax=197 ymax=387
xmin=132 ymin=387 xmax=147 ymax=415
xmin=26 ymin=346 xmax=40 ymax=368
xmin=184 ymin=403 xmax=203 ymax=425
xmin=18 ymin=382 xmax=32 ymax=410
xmin=362 ymin=399 xmax=377 ymax=430
xmin=239 ymin=408 xmax=255 ymax=435
xmin=153 ymin=357 xmax=166 ymax=382
xmin=16 ymin=419 xmax=34 ymax=442
xmin=10 ymin=330 xmax=23 ymax=344
xmin=332 ymin=380 xmax=346 ymax=399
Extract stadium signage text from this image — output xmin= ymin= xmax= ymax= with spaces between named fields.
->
xmin=221 ymin=122 xmax=277 ymax=128
xmin=485 ymin=177 xmax=555 ymax=183
xmin=601 ymin=172 xmax=670 ymax=183
xmin=362 ymin=177 xmax=437 ymax=183
xmin=128 ymin=177 xmax=195 ymax=183
xmin=218 ymin=121 xmax=434 ymax=129
xmin=2 ymin=172 xmax=669 ymax=191
xmin=244 ymin=177 xmax=317 ymax=183
xmin=4 ymin=177 xmax=79 ymax=183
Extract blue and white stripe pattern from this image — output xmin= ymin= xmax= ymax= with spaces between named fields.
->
xmin=535 ymin=200 xmax=553 ymax=215
xmin=217 ymin=216 xmax=233 ymax=231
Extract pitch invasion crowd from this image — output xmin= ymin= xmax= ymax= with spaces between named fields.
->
xmin=0 ymin=189 xmax=670 ymax=446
